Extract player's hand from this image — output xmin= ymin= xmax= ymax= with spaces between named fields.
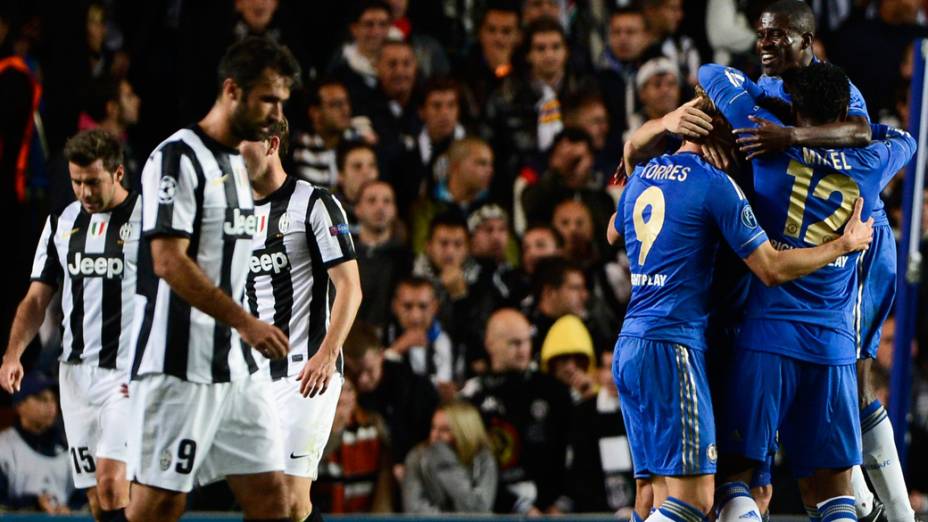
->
xmin=238 ymin=317 xmax=289 ymax=360
xmin=700 ymin=138 xmax=734 ymax=172
xmin=298 ymin=347 xmax=338 ymax=398
xmin=662 ymin=98 xmax=713 ymax=139
xmin=734 ymin=115 xmax=794 ymax=160
xmin=841 ymin=198 xmax=874 ymax=253
xmin=0 ymin=356 xmax=24 ymax=394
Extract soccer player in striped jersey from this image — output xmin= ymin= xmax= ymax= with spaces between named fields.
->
xmin=608 ymin=90 xmax=874 ymax=522
xmin=124 ymin=37 xmax=299 ymax=522
xmin=0 ymin=129 xmax=140 ymax=521
xmin=241 ymin=118 xmax=362 ymax=522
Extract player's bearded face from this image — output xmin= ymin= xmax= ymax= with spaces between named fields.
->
xmin=230 ymin=71 xmax=290 ymax=142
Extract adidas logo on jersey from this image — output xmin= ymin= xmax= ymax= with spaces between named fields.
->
xmin=249 ymin=248 xmax=290 ymax=276
xmin=67 ymin=252 xmax=125 ymax=279
xmin=223 ymin=208 xmax=258 ymax=239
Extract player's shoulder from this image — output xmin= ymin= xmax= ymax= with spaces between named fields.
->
xmin=53 ymin=200 xmax=84 ymax=222
xmin=150 ymin=127 xmax=200 ymax=155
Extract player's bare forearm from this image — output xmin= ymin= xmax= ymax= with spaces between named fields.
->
xmin=319 ymin=260 xmax=362 ymax=357
xmin=766 ymin=239 xmax=848 ymax=285
xmin=606 ymin=212 xmax=621 ymax=245
xmin=791 ymin=118 xmax=871 ymax=148
xmin=150 ymin=237 xmax=251 ymax=329
xmin=625 ymin=119 xmax=670 ymax=168
xmin=4 ymin=282 xmax=55 ymax=362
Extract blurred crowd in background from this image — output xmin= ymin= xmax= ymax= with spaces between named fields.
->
xmin=1 ymin=0 xmax=928 ymax=516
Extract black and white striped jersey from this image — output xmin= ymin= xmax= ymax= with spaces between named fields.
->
xmin=245 ymin=176 xmax=356 ymax=380
xmin=30 ymin=194 xmax=142 ymax=370
xmin=131 ymin=126 xmax=259 ymax=384
xmin=290 ymin=132 xmax=338 ymax=189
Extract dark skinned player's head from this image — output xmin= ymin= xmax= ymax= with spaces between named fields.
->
xmin=756 ymin=0 xmax=816 ymax=76
xmin=783 ymin=62 xmax=850 ymax=126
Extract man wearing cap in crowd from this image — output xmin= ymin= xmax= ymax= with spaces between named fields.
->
xmin=622 ymin=57 xmax=682 ymax=144
xmin=0 ymin=373 xmax=77 ymax=514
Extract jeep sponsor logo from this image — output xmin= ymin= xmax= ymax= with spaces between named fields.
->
xmin=249 ymin=248 xmax=290 ymax=276
xmin=67 ymin=252 xmax=125 ymax=279
xmin=224 ymin=208 xmax=258 ymax=239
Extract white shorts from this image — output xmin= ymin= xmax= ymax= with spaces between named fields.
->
xmin=271 ymin=373 xmax=342 ymax=479
xmin=126 ymin=373 xmax=284 ymax=493
xmin=58 ymin=362 xmax=130 ymax=489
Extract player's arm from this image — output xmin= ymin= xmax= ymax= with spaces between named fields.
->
xmin=1 ymin=282 xmax=55 ymax=393
xmin=624 ymin=99 xmax=714 ymax=168
xmin=150 ymin=237 xmax=288 ymax=359
xmin=606 ymin=212 xmax=621 ymax=245
xmin=869 ymin=124 xmax=918 ymax=187
xmin=300 ymin=189 xmax=361 ymax=397
xmin=299 ymin=259 xmax=362 ymax=398
xmin=1 ymin=215 xmax=62 ymax=393
xmin=735 ymin=115 xmax=872 ymax=160
xmin=744 ymin=198 xmax=873 ymax=286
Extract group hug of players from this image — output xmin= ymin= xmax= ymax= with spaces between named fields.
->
xmin=611 ymin=1 xmax=921 ymax=521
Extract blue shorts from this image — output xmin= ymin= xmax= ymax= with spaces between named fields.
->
xmin=719 ymin=350 xmax=861 ymax=477
xmin=613 ymin=337 xmax=717 ymax=478
xmin=858 ymin=224 xmax=896 ymax=359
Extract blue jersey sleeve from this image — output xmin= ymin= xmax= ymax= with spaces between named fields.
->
xmin=699 ymin=64 xmax=784 ymax=131
xmin=870 ymin=126 xmax=917 ymax=188
xmin=704 ymin=173 xmax=768 ymax=258
xmin=848 ymin=82 xmax=870 ymax=121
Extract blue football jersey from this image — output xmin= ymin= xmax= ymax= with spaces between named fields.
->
xmin=699 ymin=64 xmax=917 ymax=364
xmin=617 ymin=152 xmax=769 ymax=351
xmin=757 ymin=61 xmax=890 ymax=225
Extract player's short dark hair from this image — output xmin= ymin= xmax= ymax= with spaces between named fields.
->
xmin=523 ymin=223 xmax=565 ymax=248
xmin=551 ymin=127 xmax=594 ymax=151
xmin=523 ymin=16 xmax=566 ymax=48
xmin=532 ymin=255 xmax=582 ymax=299
xmin=763 ymin=0 xmax=816 ymax=35
xmin=610 ymin=5 xmax=644 ymax=21
xmin=83 ymin=75 xmax=121 ymax=123
xmin=783 ymin=62 xmax=850 ymax=125
xmin=217 ymin=36 xmax=301 ymax=96
xmin=307 ymin=78 xmax=348 ymax=108
xmin=479 ymin=0 xmax=521 ymax=28
xmin=63 ymin=129 xmax=124 ymax=174
xmin=420 ymin=76 xmax=460 ymax=108
xmin=352 ymin=0 xmax=392 ymax=23
xmin=343 ymin=321 xmax=383 ymax=360
xmin=266 ymin=117 xmax=290 ymax=158
xmin=427 ymin=211 xmax=469 ymax=240
xmin=394 ymin=276 xmax=437 ymax=297
xmin=336 ymin=140 xmax=377 ymax=173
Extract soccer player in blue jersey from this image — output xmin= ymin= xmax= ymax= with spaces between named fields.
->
xmin=699 ymin=61 xmax=917 ymax=522
xmin=731 ymin=2 xmax=916 ymax=520
xmin=607 ymin=91 xmax=874 ymax=522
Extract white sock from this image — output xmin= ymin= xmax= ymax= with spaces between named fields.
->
xmin=717 ymin=482 xmax=763 ymax=522
xmin=850 ymin=466 xmax=874 ymax=518
xmin=644 ymin=510 xmax=676 ymax=522
xmin=860 ymin=402 xmax=916 ymax=521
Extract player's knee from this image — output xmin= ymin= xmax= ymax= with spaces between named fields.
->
xmin=241 ymin=473 xmax=289 ymax=518
xmin=127 ymin=493 xmax=185 ymax=522
xmin=289 ymin=498 xmax=312 ymax=522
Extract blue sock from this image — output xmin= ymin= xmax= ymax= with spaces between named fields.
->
xmin=633 ymin=512 xmax=646 ymax=522
xmin=817 ymin=496 xmax=857 ymax=521
xmin=806 ymin=505 xmax=822 ymax=522
xmin=658 ymin=496 xmax=709 ymax=522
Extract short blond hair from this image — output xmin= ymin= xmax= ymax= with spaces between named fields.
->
xmin=447 ymin=136 xmax=490 ymax=171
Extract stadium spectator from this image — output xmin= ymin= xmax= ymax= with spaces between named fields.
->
xmin=623 ymin=57 xmax=682 ymax=142
xmin=539 ymin=314 xmax=598 ymax=403
xmin=564 ymin=350 xmax=636 ymax=513
xmin=413 ymin=77 xmax=467 ymax=195
xmin=563 ymin=93 xmax=617 ymax=180
xmin=460 ymin=308 xmax=572 ymax=515
xmin=520 ymin=128 xmax=615 ymax=236
xmin=385 ymin=0 xmax=450 ymax=79
xmin=335 ymin=141 xmax=380 ymax=224
xmin=343 ymin=321 xmax=439 ymax=469
xmin=0 ymin=373 xmax=77 ymax=513
xmin=705 ymin=0 xmax=756 ymax=66
xmin=457 ymin=3 xmax=521 ymax=122
xmin=233 ymin=0 xmax=282 ymax=40
xmin=382 ymin=277 xmax=462 ymax=399
xmin=402 ymin=401 xmax=497 ymax=513
xmin=291 ymin=79 xmax=375 ymax=188
xmin=329 ymin=0 xmax=393 ymax=103
xmin=597 ymin=7 xmax=650 ymax=137
xmin=510 ymin=224 xmax=565 ymax=305
xmin=410 ymin=137 xmax=494 ymax=252
xmin=314 ymin=374 xmax=395 ymax=513
xmin=413 ymin=213 xmax=478 ymax=325
xmin=641 ymin=0 xmax=700 ymax=85
xmin=526 ymin=256 xmax=589 ymax=358
xmin=353 ymin=181 xmax=412 ymax=326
